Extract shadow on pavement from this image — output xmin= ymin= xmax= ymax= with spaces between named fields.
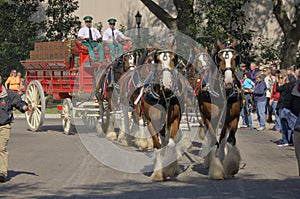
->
xmin=6 ymin=170 xmax=38 ymax=182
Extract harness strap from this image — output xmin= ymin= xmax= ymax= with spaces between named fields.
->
xmin=194 ymin=70 xmax=207 ymax=96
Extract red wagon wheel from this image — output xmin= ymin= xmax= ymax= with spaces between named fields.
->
xmin=25 ymin=80 xmax=45 ymax=131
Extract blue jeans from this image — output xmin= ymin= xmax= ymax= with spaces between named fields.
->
xmin=271 ymin=101 xmax=281 ymax=131
xmin=241 ymin=97 xmax=253 ymax=129
xmin=279 ymin=109 xmax=293 ymax=144
xmin=256 ymin=100 xmax=266 ymax=128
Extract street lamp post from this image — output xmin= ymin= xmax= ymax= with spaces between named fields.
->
xmin=135 ymin=11 xmax=142 ymax=64
xmin=135 ymin=11 xmax=142 ymax=38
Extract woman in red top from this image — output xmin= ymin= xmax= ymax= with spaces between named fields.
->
xmin=270 ymin=73 xmax=281 ymax=132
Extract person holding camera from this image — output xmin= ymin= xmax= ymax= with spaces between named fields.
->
xmin=78 ymin=16 xmax=104 ymax=62
xmin=102 ymin=18 xmax=131 ymax=61
xmin=276 ymin=71 xmax=297 ymax=146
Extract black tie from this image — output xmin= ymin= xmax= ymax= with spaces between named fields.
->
xmin=112 ymin=28 xmax=116 ymax=43
xmin=89 ymin=27 xmax=93 ymax=41
xmin=111 ymin=28 xmax=114 ymax=38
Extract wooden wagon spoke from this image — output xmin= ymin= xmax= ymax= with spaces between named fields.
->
xmin=61 ymin=98 xmax=75 ymax=135
xmin=31 ymin=85 xmax=37 ymax=99
xmin=25 ymin=80 xmax=45 ymax=132
xmin=35 ymin=108 xmax=41 ymax=115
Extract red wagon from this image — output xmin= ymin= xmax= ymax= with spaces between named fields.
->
xmin=21 ymin=40 xmax=130 ymax=134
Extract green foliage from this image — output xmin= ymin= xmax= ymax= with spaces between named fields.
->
xmin=0 ymin=0 xmax=44 ymax=79
xmin=118 ymin=24 xmax=126 ymax=34
xmin=45 ymin=0 xmax=81 ymax=41
xmin=94 ymin=21 xmax=103 ymax=34
xmin=193 ymin=0 xmax=255 ymax=64
xmin=255 ymin=35 xmax=282 ymax=64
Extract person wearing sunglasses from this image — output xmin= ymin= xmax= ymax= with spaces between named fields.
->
xmin=102 ymin=18 xmax=131 ymax=61
xmin=78 ymin=16 xmax=104 ymax=62
xmin=4 ymin=70 xmax=20 ymax=92
xmin=276 ymin=72 xmax=297 ymax=146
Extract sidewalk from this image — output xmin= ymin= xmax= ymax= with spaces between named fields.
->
xmin=238 ymin=112 xmax=276 ymax=130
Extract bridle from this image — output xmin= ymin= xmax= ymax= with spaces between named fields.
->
xmin=218 ymin=48 xmax=236 ymax=75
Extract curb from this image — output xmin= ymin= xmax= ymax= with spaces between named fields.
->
xmin=14 ymin=114 xmax=61 ymax=119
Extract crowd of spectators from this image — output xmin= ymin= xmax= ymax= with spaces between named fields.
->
xmin=237 ymin=62 xmax=299 ymax=147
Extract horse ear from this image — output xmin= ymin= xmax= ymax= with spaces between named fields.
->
xmin=217 ymin=40 xmax=225 ymax=50
xmin=231 ymin=40 xmax=237 ymax=48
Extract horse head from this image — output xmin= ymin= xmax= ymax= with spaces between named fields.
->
xmin=217 ymin=40 xmax=237 ymax=89
xmin=154 ymin=50 xmax=177 ymax=91
xmin=123 ymin=52 xmax=136 ymax=71
xmin=195 ymin=53 xmax=211 ymax=70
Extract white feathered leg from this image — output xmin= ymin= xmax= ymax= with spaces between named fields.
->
xmin=208 ymin=146 xmax=225 ymax=180
xmin=150 ymin=150 xmax=164 ymax=181
xmin=222 ymin=143 xmax=241 ymax=178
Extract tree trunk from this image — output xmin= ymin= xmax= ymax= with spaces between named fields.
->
xmin=173 ymin=0 xmax=195 ymax=35
xmin=281 ymin=32 xmax=298 ymax=69
xmin=140 ymin=0 xmax=178 ymax=30
xmin=273 ymin=0 xmax=300 ymax=69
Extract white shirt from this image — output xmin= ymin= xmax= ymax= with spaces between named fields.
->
xmin=102 ymin=28 xmax=125 ymax=42
xmin=78 ymin=26 xmax=101 ymax=41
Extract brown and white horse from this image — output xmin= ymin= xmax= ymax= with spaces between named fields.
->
xmin=94 ymin=52 xmax=137 ymax=138
xmin=197 ymin=40 xmax=242 ymax=180
xmin=138 ymin=50 xmax=183 ymax=181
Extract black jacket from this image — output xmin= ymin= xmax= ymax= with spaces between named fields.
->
xmin=283 ymin=84 xmax=300 ymax=116
xmin=0 ymin=85 xmax=27 ymax=125
xmin=276 ymin=80 xmax=297 ymax=110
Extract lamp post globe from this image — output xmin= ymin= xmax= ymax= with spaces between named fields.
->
xmin=135 ymin=11 xmax=142 ymax=29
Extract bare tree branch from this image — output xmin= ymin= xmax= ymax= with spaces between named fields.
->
xmin=272 ymin=0 xmax=292 ymax=34
xmin=140 ymin=0 xmax=177 ymax=29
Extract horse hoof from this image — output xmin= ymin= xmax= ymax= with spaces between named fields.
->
xmin=223 ymin=144 xmax=241 ymax=178
xmin=163 ymin=160 xmax=179 ymax=178
xmin=117 ymin=131 xmax=125 ymax=141
xmin=198 ymin=127 xmax=205 ymax=140
xmin=208 ymin=148 xmax=225 ymax=180
xmin=150 ymin=170 xmax=164 ymax=181
xmin=106 ymin=131 xmax=117 ymax=141
xmin=118 ymin=139 xmax=128 ymax=146
xmin=147 ymin=138 xmax=154 ymax=151
xmin=135 ymin=138 xmax=148 ymax=151
xmin=208 ymin=157 xmax=225 ymax=180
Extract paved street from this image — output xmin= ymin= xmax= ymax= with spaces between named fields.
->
xmin=1 ymin=118 xmax=300 ymax=198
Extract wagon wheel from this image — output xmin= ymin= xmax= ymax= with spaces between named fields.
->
xmin=96 ymin=100 xmax=110 ymax=134
xmin=25 ymin=80 xmax=45 ymax=131
xmin=61 ymin=98 xmax=75 ymax=135
xmin=82 ymin=111 xmax=98 ymax=130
